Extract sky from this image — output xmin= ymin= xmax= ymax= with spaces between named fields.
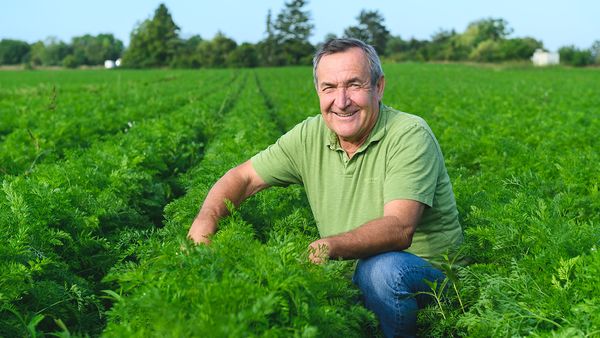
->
xmin=1 ymin=0 xmax=598 ymax=52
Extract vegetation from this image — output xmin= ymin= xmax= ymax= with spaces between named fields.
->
xmin=2 ymin=3 xmax=599 ymax=69
xmin=0 ymin=63 xmax=598 ymax=336
xmin=122 ymin=4 xmax=180 ymax=68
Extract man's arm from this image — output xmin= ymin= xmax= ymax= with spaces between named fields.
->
xmin=187 ymin=160 xmax=269 ymax=244
xmin=308 ymin=199 xmax=424 ymax=263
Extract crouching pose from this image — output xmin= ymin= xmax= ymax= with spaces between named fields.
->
xmin=188 ymin=38 xmax=463 ymax=337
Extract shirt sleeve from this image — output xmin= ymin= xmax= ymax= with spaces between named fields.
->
xmin=251 ymin=123 xmax=304 ymax=187
xmin=383 ymin=123 xmax=441 ymax=207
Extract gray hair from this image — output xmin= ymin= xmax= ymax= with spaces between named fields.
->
xmin=313 ymin=38 xmax=384 ymax=88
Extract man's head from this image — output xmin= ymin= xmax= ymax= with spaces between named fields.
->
xmin=313 ymin=38 xmax=384 ymax=89
xmin=313 ymin=38 xmax=385 ymax=145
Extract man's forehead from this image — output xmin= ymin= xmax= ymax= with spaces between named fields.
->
xmin=319 ymin=47 xmax=366 ymax=65
xmin=316 ymin=48 xmax=369 ymax=80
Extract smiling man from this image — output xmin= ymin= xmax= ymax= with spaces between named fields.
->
xmin=188 ymin=38 xmax=463 ymax=337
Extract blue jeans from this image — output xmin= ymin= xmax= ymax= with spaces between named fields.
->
xmin=352 ymin=251 xmax=445 ymax=338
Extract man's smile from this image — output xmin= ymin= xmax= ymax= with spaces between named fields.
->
xmin=332 ymin=110 xmax=359 ymax=118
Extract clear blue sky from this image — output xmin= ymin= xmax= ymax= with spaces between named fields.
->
xmin=1 ymin=0 xmax=598 ymax=52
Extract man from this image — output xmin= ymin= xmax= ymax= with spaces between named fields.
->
xmin=188 ymin=38 xmax=463 ymax=337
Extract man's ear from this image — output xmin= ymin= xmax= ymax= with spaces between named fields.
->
xmin=376 ymin=76 xmax=385 ymax=100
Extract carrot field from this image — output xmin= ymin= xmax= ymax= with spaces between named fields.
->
xmin=1 ymin=64 xmax=599 ymax=337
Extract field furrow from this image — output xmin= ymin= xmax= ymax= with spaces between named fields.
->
xmin=0 ymin=64 xmax=598 ymax=337
xmin=0 ymin=69 xmax=237 ymax=177
xmin=0 ymin=70 xmax=246 ymax=336
xmin=102 ymin=71 xmax=377 ymax=337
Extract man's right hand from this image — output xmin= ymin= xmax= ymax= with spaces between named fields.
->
xmin=186 ymin=160 xmax=269 ymax=245
xmin=187 ymin=217 xmax=217 ymax=245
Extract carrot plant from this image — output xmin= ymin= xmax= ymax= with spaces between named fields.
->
xmin=102 ymin=71 xmax=378 ymax=337
xmin=1 ymin=64 xmax=598 ymax=337
xmin=0 ymin=69 xmax=241 ymax=336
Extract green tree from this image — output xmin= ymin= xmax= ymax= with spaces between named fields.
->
xmin=70 ymin=34 xmax=124 ymax=66
xmin=122 ymin=3 xmax=180 ymax=68
xmin=28 ymin=41 xmax=45 ymax=66
xmin=41 ymin=37 xmax=72 ymax=66
xmin=170 ymin=35 xmax=203 ymax=68
xmin=273 ymin=0 xmax=313 ymax=43
xmin=459 ymin=18 xmax=512 ymax=49
xmin=271 ymin=0 xmax=315 ymax=65
xmin=227 ymin=43 xmax=258 ymax=68
xmin=426 ymin=29 xmax=468 ymax=61
xmin=590 ymin=40 xmax=600 ymax=64
xmin=559 ymin=45 xmax=593 ymax=67
xmin=197 ymin=32 xmax=237 ymax=68
xmin=256 ymin=9 xmax=277 ymax=66
xmin=343 ymin=10 xmax=390 ymax=55
xmin=469 ymin=40 xmax=503 ymax=62
xmin=385 ymin=35 xmax=407 ymax=55
xmin=0 ymin=39 xmax=31 ymax=65
xmin=500 ymin=37 xmax=543 ymax=60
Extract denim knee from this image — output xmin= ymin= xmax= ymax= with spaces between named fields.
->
xmin=353 ymin=251 xmax=445 ymax=338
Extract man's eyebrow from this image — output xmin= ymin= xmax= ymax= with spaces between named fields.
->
xmin=319 ymin=81 xmax=336 ymax=88
xmin=320 ymin=77 xmax=365 ymax=88
xmin=345 ymin=77 xmax=364 ymax=84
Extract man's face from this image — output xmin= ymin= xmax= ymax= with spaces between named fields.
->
xmin=315 ymin=47 xmax=385 ymax=144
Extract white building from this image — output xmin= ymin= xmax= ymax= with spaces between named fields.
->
xmin=104 ymin=60 xmax=116 ymax=69
xmin=531 ymin=49 xmax=560 ymax=66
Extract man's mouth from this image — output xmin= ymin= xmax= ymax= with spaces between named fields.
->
xmin=333 ymin=110 xmax=358 ymax=118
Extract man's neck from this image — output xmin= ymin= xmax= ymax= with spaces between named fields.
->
xmin=339 ymin=133 xmax=369 ymax=159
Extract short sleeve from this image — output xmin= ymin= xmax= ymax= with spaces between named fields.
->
xmin=383 ymin=124 xmax=441 ymax=207
xmin=251 ymin=123 xmax=304 ymax=186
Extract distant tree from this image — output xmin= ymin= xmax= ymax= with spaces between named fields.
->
xmin=170 ymin=35 xmax=203 ymax=68
xmin=273 ymin=0 xmax=313 ymax=43
xmin=256 ymin=9 xmax=278 ymax=66
xmin=38 ymin=37 xmax=72 ymax=66
xmin=122 ymin=3 xmax=180 ymax=68
xmin=559 ymin=45 xmax=593 ymax=67
xmin=500 ymin=37 xmax=543 ymax=60
xmin=386 ymin=37 xmax=430 ymax=62
xmin=28 ymin=41 xmax=45 ymax=66
xmin=385 ymin=35 xmax=407 ymax=55
xmin=197 ymin=32 xmax=237 ymax=68
xmin=343 ymin=10 xmax=390 ymax=55
xmin=426 ymin=29 xmax=467 ymax=61
xmin=271 ymin=0 xmax=315 ymax=65
xmin=459 ymin=18 xmax=512 ymax=49
xmin=62 ymin=54 xmax=79 ymax=68
xmin=590 ymin=40 xmax=600 ymax=64
xmin=227 ymin=43 xmax=258 ymax=68
xmin=314 ymin=33 xmax=338 ymax=52
xmin=469 ymin=40 xmax=503 ymax=62
xmin=69 ymin=34 xmax=124 ymax=67
xmin=0 ymin=39 xmax=30 ymax=65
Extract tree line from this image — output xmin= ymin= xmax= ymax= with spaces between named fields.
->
xmin=1 ymin=1 xmax=599 ymax=68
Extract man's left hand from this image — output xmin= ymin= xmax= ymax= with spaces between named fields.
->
xmin=308 ymin=239 xmax=331 ymax=264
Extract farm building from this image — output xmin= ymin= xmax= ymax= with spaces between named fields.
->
xmin=531 ymin=49 xmax=560 ymax=66
xmin=104 ymin=58 xmax=122 ymax=69
xmin=104 ymin=60 xmax=115 ymax=69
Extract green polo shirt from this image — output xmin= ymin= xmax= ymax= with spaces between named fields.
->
xmin=251 ymin=104 xmax=463 ymax=263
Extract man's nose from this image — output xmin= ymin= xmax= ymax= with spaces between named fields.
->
xmin=334 ymin=87 xmax=350 ymax=109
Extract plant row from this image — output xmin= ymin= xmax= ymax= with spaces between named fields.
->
xmin=254 ymin=64 xmax=600 ymax=336
xmin=383 ymin=64 xmax=600 ymax=336
xmin=0 ymin=69 xmax=240 ymax=336
xmin=101 ymin=71 xmax=378 ymax=337
xmin=0 ymin=70 xmax=234 ymax=177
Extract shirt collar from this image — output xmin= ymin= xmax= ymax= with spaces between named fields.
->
xmin=325 ymin=102 xmax=388 ymax=152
